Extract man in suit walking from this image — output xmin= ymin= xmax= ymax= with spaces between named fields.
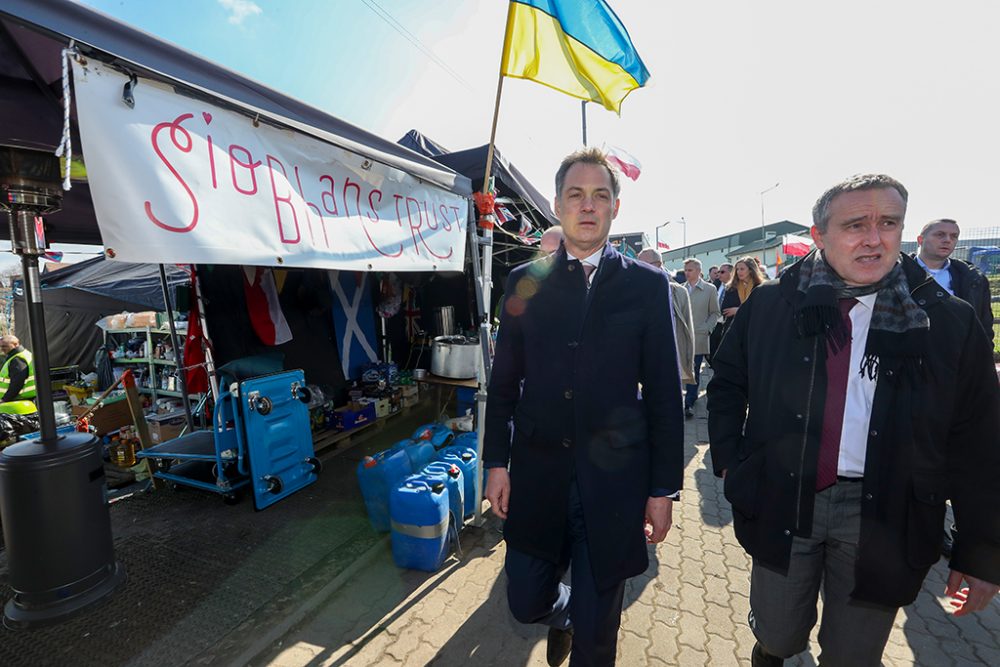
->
xmin=682 ymin=258 xmax=721 ymax=418
xmin=484 ymin=148 xmax=684 ymax=666
xmin=637 ymin=247 xmax=696 ymax=387
xmin=708 ymin=174 xmax=1000 ymax=666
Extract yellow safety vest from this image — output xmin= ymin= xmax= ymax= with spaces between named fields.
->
xmin=0 ymin=348 xmax=37 ymax=400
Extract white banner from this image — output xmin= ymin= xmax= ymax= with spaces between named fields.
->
xmin=72 ymin=60 xmax=468 ymax=271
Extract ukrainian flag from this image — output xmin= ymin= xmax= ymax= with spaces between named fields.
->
xmin=501 ymin=0 xmax=650 ymax=113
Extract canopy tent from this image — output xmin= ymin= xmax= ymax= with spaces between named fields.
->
xmin=0 ymin=0 xmax=472 ymax=248
xmin=400 ymin=129 xmax=557 ymax=232
xmin=12 ymin=256 xmax=188 ymax=372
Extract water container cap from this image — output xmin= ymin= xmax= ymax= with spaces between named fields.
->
xmin=448 ymin=464 xmax=460 ymax=477
xmin=363 ymin=456 xmax=377 ymax=468
xmin=431 ymin=482 xmax=445 ymax=493
xmin=461 ymin=453 xmax=472 ymax=461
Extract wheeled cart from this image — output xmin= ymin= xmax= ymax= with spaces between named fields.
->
xmin=137 ymin=369 xmax=321 ymax=510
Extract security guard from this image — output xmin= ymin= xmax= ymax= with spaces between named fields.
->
xmin=0 ymin=335 xmax=36 ymax=404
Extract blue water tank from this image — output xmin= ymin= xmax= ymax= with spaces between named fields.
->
xmin=390 ymin=476 xmax=449 ymax=572
xmin=438 ymin=446 xmax=479 ymax=515
xmin=423 ymin=461 xmax=464 ymax=525
xmin=411 ymin=423 xmax=454 ymax=450
xmin=356 ymin=447 xmax=413 ymax=532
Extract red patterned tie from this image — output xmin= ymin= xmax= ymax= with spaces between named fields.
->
xmin=815 ymin=298 xmax=858 ymax=491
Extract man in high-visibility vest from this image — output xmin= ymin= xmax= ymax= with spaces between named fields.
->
xmin=0 ymin=335 xmax=36 ymax=403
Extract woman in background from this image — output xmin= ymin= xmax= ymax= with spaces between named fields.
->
xmin=718 ymin=256 xmax=766 ymax=340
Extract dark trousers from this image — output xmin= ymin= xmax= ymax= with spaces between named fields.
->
xmin=505 ymin=480 xmax=626 ymax=667
xmin=749 ymin=482 xmax=898 ymax=666
xmin=684 ymin=354 xmax=705 ymax=409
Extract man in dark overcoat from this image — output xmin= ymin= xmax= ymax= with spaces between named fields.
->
xmin=708 ymin=174 xmax=1000 ymax=666
xmin=484 ymin=148 xmax=684 ymax=667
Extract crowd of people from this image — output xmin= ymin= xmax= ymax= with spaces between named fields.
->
xmin=484 ymin=147 xmax=999 ymax=667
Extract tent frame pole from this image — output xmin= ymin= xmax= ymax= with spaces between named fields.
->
xmin=471 ymin=1 xmax=514 ymax=527
xmin=158 ymin=264 xmax=195 ymax=432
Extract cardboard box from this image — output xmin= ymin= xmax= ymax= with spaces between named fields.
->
xmin=146 ymin=411 xmax=187 ymax=444
xmin=402 ymin=395 xmax=419 ymax=409
xmin=72 ymin=396 xmax=133 ymax=435
xmin=334 ymin=403 xmax=376 ymax=431
xmin=400 ymin=385 xmax=419 ymax=399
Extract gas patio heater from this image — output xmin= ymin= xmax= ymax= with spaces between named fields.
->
xmin=0 ymin=146 xmax=125 ymax=629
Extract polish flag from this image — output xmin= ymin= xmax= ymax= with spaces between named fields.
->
xmin=782 ymin=234 xmax=812 ymax=257
xmin=242 ymin=266 xmax=293 ymax=345
xmin=657 ymin=240 xmax=670 ymax=250
xmin=605 ymin=145 xmax=642 ymax=181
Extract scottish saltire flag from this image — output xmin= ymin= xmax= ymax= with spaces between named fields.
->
xmin=328 ymin=271 xmax=379 ymax=380
xmin=501 ymin=0 xmax=650 ymax=113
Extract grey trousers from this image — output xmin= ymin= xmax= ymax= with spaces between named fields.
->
xmin=749 ymin=481 xmax=898 ymax=667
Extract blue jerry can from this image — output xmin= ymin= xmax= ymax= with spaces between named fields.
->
xmin=399 ymin=438 xmax=436 ymax=471
xmin=357 ymin=447 xmax=413 ymax=532
xmin=438 ymin=447 xmax=479 ymax=515
xmin=239 ymin=370 xmax=321 ymax=511
xmin=452 ymin=431 xmax=477 ymax=450
xmin=390 ymin=475 xmax=450 ymax=572
xmin=422 ymin=461 xmax=464 ymax=525
xmin=411 ymin=423 xmax=454 ymax=450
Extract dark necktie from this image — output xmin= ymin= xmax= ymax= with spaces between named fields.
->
xmin=582 ymin=263 xmax=596 ymax=289
xmin=816 ymin=298 xmax=858 ymax=491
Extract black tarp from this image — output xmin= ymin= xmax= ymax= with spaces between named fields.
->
xmin=13 ymin=257 xmax=188 ymax=371
xmin=0 ymin=0 xmax=472 ymax=245
xmin=399 ymin=130 xmax=557 ymax=228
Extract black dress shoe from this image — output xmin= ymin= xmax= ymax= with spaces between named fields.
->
xmin=547 ymin=627 xmax=573 ymax=666
xmin=752 ymin=642 xmax=784 ymax=666
xmin=684 ymin=408 xmax=694 ymax=419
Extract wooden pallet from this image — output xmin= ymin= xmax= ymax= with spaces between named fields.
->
xmin=311 ymin=398 xmax=431 ymax=457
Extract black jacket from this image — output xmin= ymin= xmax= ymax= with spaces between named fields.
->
xmin=947 ymin=258 xmax=994 ymax=341
xmin=484 ymin=244 xmax=684 ymax=589
xmin=708 ymin=254 xmax=1000 ymax=607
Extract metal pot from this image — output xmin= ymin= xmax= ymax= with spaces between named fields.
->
xmin=430 ymin=336 xmax=479 ymax=379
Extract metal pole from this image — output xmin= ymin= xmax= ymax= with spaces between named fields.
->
xmin=158 ymin=264 xmax=194 ymax=432
xmin=18 ymin=244 xmax=55 ymax=442
xmin=759 ymin=182 xmax=779 ymax=266
xmin=581 ymin=101 xmax=588 ymax=146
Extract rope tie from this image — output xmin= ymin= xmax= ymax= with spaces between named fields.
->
xmin=54 ymin=39 xmax=78 ymax=191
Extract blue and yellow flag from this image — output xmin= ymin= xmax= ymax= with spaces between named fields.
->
xmin=501 ymin=0 xmax=649 ymax=113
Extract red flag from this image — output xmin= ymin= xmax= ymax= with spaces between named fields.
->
xmin=242 ymin=267 xmax=293 ymax=345
xmin=183 ymin=266 xmax=209 ymax=394
xmin=657 ymin=240 xmax=670 ymax=250
xmin=782 ymin=237 xmax=811 ymax=257
xmin=605 ymin=146 xmax=642 ymax=181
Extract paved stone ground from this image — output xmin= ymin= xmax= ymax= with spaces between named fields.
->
xmin=257 ymin=374 xmax=999 ymax=667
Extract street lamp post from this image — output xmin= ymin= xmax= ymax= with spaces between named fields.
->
xmin=759 ymin=182 xmax=780 ymax=265
xmin=658 ymin=217 xmax=686 ymax=255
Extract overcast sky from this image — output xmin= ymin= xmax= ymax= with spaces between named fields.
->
xmin=10 ymin=0 xmax=999 ymax=270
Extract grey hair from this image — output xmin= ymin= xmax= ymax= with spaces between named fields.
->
xmin=683 ymin=257 xmax=702 ymax=269
xmin=554 ymin=147 xmax=622 ymax=199
xmin=637 ymin=247 xmax=662 ymax=264
xmin=812 ymin=174 xmax=909 ymax=233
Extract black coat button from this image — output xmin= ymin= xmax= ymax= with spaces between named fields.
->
xmin=568 ymin=264 xmax=576 ymax=272
xmin=564 ymin=390 xmax=573 ymax=400
xmin=568 ymin=341 xmax=579 ymax=349
xmin=562 ymin=438 xmax=572 ymax=448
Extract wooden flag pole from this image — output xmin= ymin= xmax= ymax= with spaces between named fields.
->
xmin=473 ymin=0 xmax=515 ymax=527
